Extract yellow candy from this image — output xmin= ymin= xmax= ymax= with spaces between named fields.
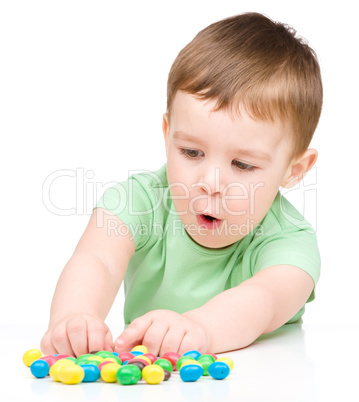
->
xmin=101 ymin=357 xmax=118 ymax=364
xmin=87 ymin=356 xmax=104 ymax=363
xmin=131 ymin=345 xmax=148 ymax=354
xmin=217 ymin=357 xmax=234 ymax=371
xmin=180 ymin=360 xmax=203 ymax=370
xmin=49 ymin=360 xmax=75 ymax=382
xmin=23 ymin=349 xmax=42 ymax=367
xmin=58 ymin=364 xmax=84 ymax=385
xmin=142 ymin=364 xmax=165 ymax=384
xmin=100 ymin=363 xmax=121 ymax=383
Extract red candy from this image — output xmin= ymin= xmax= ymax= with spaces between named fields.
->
xmin=144 ymin=353 xmax=157 ymax=364
xmin=161 ymin=352 xmax=181 ymax=371
xmin=98 ymin=361 xmax=112 ymax=371
xmin=117 ymin=352 xmax=134 ymax=362
xmin=40 ymin=355 xmax=57 ymax=367
xmin=54 ymin=354 xmax=73 ymax=361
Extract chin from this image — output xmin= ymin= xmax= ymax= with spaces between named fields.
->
xmin=190 ymin=235 xmax=238 ymax=249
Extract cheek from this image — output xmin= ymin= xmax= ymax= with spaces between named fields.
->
xmin=222 ymin=176 xmax=277 ymax=217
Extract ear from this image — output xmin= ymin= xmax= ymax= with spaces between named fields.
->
xmin=281 ymin=148 xmax=318 ymax=189
xmin=162 ymin=113 xmax=170 ymax=157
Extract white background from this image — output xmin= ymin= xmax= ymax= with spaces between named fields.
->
xmin=0 ymin=0 xmax=358 ymax=378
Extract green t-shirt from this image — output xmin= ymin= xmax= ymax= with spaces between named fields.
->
xmin=95 ymin=163 xmax=320 ymax=325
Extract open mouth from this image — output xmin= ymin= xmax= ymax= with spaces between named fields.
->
xmin=196 ymin=214 xmax=223 ymax=230
xmin=203 ymin=214 xmax=217 ymax=221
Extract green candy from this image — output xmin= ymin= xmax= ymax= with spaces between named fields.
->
xmin=116 ymin=365 xmax=142 ymax=385
xmin=154 ymin=358 xmax=173 ymax=373
xmin=76 ymin=358 xmax=101 ymax=367
xmin=95 ymin=351 xmax=116 ymax=359
xmin=77 ymin=354 xmax=93 ymax=360
xmin=176 ymin=356 xmax=195 ymax=371
xmin=197 ymin=355 xmax=215 ymax=376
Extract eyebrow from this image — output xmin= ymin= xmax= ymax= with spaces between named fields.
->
xmin=173 ymin=131 xmax=272 ymax=162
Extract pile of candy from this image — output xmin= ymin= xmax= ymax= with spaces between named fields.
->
xmin=23 ymin=345 xmax=233 ymax=385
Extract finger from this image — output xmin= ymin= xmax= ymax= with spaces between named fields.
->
xmin=51 ymin=324 xmax=75 ymax=356
xmin=104 ymin=329 xmax=114 ymax=352
xmin=178 ymin=332 xmax=198 ymax=356
xmin=87 ymin=320 xmax=107 ymax=353
xmin=114 ymin=315 xmax=152 ymax=353
xmin=40 ymin=330 xmax=58 ymax=356
xmin=67 ymin=316 xmax=88 ymax=357
xmin=142 ymin=321 xmax=169 ymax=357
xmin=159 ymin=326 xmax=186 ymax=356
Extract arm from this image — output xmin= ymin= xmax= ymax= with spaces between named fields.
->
xmin=184 ymin=264 xmax=315 ymax=352
xmin=41 ymin=207 xmax=135 ymax=356
xmin=115 ymin=264 xmax=314 ymax=355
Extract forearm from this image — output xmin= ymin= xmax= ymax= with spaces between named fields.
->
xmin=49 ymin=252 xmax=121 ymax=327
xmin=183 ymin=283 xmax=275 ymax=353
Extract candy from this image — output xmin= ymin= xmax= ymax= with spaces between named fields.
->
xmin=183 ymin=350 xmax=201 ymax=360
xmin=79 ymin=364 xmax=101 ymax=382
xmin=180 ymin=360 xmax=203 ymax=370
xmin=131 ymin=345 xmax=148 ymax=354
xmin=49 ymin=360 xmax=75 ymax=382
xmin=131 ymin=351 xmax=144 ymax=357
xmin=30 ymin=359 xmax=50 ymax=378
xmin=117 ymin=352 xmax=134 ymax=362
xmin=142 ymin=364 xmax=165 ymax=384
xmin=95 ymin=351 xmax=116 ymax=359
xmin=163 ymin=370 xmax=171 ymax=381
xmin=23 ymin=349 xmax=42 ymax=367
xmin=175 ymin=356 xmax=195 ymax=371
xmin=40 ymin=355 xmax=57 ymax=367
xmin=161 ymin=351 xmax=181 ymax=369
xmin=208 ymin=361 xmax=230 ymax=380
xmin=58 ymin=364 xmax=85 ymax=384
xmin=23 ymin=345 xmax=233 ymax=385
xmin=216 ymin=357 xmax=234 ymax=371
xmin=154 ymin=358 xmax=173 ymax=373
xmin=98 ymin=361 xmax=112 ymax=371
xmin=100 ymin=363 xmax=121 ymax=383
xmin=197 ymin=354 xmax=215 ymax=376
xmin=116 ymin=365 xmax=142 ymax=385
xmin=54 ymin=354 xmax=73 ymax=361
xmin=128 ymin=357 xmax=150 ymax=367
xmin=143 ymin=353 xmax=157 ymax=364
xmin=179 ymin=364 xmax=204 ymax=382
xmin=87 ymin=356 xmax=104 ymax=363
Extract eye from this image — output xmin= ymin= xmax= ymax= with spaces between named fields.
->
xmin=232 ymin=160 xmax=256 ymax=172
xmin=180 ymin=148 xmax=204 ymax=158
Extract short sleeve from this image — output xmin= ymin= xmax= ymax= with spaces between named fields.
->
xmin=253 ymin=229 xmax=321 ymax=303
xmin=94 ymin=177 xmax=154 ymax=251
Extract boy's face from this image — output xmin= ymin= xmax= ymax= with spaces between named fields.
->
xmin=162 ymin=91 xmax=296 ymax=249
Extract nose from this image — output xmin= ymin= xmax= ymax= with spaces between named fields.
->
xmin=198 ymin=165 xmax=223 ymax=196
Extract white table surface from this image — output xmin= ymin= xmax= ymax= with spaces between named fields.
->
xmin=1 ymin=323 xmax=358 ymax=402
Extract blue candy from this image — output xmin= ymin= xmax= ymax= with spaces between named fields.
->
xmin=131 ymin=351 xmax=144 ymax=357
xmin=183 ymin=350 xmax=201 ymax=360
xmin=179 ymin=364 xmax=204 ymax=382
xmin=208 ymin=361 xmax=230 ymax=380
xmin=79 ymin=364 xmax=101 ymax=382
xmin=30 ymin=360 xmax=50 ymax=378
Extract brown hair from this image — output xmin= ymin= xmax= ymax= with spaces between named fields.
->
xmin=166 ymin=12 xmax=323 ymax=159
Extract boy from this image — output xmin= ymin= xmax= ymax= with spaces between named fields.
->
xmin=41 ymin=12 xmax=322 ymax=357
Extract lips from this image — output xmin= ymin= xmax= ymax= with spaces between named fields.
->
xmin=196 ymin=214 xmax=223 ymax=230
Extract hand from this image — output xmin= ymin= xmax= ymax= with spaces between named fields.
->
xmin=40 ymin=313 xmax=114 ymax=357
xmin=114 ymin=310 xmax=210 ymax=357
